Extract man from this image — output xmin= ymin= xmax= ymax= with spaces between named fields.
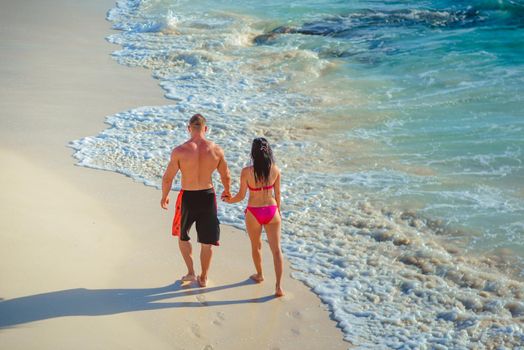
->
xmin=161 ymin=114 xmax=231 ymax=287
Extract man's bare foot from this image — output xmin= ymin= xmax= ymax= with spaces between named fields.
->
xmin=249 ymin=273 xmax=264 ymax=283
xmin=180 ymin=274 xmax=197 ymax=282
xmin=197 ymin=275 xmax=207 ymax=287
xmin=275 ymin=286 xmax=284 ymax=297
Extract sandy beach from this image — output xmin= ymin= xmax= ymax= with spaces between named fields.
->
xmin=0 ymin=1 xmax=348 ymax=349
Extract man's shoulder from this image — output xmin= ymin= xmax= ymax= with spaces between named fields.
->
xmin=176 ymin=138 xmax=198 ymax=150
xmin=209 ymin=140 xmax=224 ymax=155
xmin=171 ymin=142 xmax=191 ymax=157
xmin=171 ymin=144 xmax=185 ymax=154
xmin=173 ymin=140 xmax=222 ymax=156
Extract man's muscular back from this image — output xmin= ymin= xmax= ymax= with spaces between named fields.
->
xmin=161 ymin=114 xmax=231 ymax=210
xmin=176 ymin=139 xmax=224 ymax=190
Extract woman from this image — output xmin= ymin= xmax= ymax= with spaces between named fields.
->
xmin=225 ymin=137 xmax=284 ymax=297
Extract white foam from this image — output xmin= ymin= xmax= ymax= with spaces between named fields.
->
xmin=69 ymin=1 xmax=524 ymax=348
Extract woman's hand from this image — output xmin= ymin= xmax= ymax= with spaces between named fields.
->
xmin=223 ymin=194 xmax=240 ymax=204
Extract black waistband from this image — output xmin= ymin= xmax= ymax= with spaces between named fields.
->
xmin=181 ymin=188 xmax=215 ymax=194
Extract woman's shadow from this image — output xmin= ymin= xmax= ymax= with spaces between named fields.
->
xmin=0 ymin=279 xmax=274 ymax=328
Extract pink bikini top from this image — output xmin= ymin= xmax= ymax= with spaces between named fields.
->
xmin=247 ymin=183 xmax=274 ymax=192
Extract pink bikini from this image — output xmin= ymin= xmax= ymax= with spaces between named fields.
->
xmin=245 ymin=183 xmax=278 ymax=225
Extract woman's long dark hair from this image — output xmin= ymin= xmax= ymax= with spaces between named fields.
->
xmin=251 ymin=137 xmax=275 ymax=185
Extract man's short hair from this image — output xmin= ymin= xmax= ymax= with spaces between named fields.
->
xmin=189 ymin=113 xmax=206 ymax=130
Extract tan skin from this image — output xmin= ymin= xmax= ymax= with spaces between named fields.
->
xmin=161 ymin=124 xmax=231 ymax=287
xmin=225 ymin=164 xmax=284 ymax=297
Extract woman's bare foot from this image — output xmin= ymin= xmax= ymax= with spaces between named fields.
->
xmin=275 ymin=285 xmax=284 ymax=297
xmin=249 ymin=273 xmax=264 ymax=283
xmin=180 ymin=274 xmax=197 ymax=282
xmin=197 ymin=275 xmax=207 ymax=287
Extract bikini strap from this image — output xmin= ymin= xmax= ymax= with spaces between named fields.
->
xmin=247 ymin=183 xmax=274 ymax=191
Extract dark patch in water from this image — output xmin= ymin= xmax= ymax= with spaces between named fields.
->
xmin=254 ymin=7 xmax=484 ymax=45
xmin=253 ymin=26 xmax=298 ymax=45
xmin=253 ymin=32 xmax=279 ymax=45
xmin=253 ymin=5 xmax=523 ymax=60
xmin=298 ymin=8 xmax=482 ymax=37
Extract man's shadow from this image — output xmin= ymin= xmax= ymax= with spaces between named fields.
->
xmin=0 ymin=279 xmax=274 ymax=328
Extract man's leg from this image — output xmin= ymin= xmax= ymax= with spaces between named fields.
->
xmin=178 ymin=238 xmax=196 ymax=281
xmin=198 ymin=244 xmax=213 ymax=287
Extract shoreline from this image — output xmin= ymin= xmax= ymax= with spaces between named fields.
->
xmin=0 ymin=1 xmax=348 ymax=349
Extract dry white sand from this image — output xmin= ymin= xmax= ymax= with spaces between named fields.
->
xmin=0 ymin=1 xmax=348 ymax=349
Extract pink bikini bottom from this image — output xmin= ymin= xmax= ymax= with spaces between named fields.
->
xmin=245 ymin=205 xmax=278 ymax=225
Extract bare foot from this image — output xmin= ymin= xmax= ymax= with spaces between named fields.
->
xmin=197 ymin=275 xmax=207 ymax=287
xmin=181 ymin=274 xmax=197 ymax=282
xmin=275 ymin=286 xmax=284 ymax=297
xmin=249 ymin=273 xmax=264 ymax=283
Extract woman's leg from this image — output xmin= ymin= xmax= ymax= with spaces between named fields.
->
xmin=245 ymin=210 xmax=264 ymax=282
xmin=264 ymin=212 xmax=284 ymax=296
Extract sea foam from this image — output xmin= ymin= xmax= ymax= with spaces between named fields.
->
xmin=70 ymin=0 xmax=524 ymax=348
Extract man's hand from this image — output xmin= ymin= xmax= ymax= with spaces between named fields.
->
xmin=160 ymin=196 xmax=170 ymax=210
xmin=221 ymin=191 xmax=231 ymax=202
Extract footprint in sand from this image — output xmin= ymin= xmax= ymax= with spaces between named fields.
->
xmin=291 ymin=328 xmax=301 ymax=336
xmin=212 ymin=311 xmax=226 ymax=326
xmin=196 ymin=294 xmax=209 ymax=306
xmin=286 ymin=310 xmax=302 ymax=320
xmin=190 ymin=323 xmax=202 ymax=338
xmin=202 ymin=345 xmax=214 ymax=350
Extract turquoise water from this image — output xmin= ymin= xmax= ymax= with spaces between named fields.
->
xmin=125 ymin=0 xmax=524 ymax=255
xmin=71 ymin=0 xmax=524 ymax=347
xmin=257 ymin=0 xmax=524 ymax=255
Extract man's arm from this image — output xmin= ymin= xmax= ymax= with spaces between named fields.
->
xmin=160 ymin=149 xmax=180 ymax=209
xmin=216 ymin=146 xmax=231 ymax=199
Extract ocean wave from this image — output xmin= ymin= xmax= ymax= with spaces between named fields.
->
xmin=71 ymin=104 xmax=524 ymax=348
xmin=253 ymin=3 xmax=523 ymax=61
xmin=469 ymin=0 xmax=524 ymax=13
xmin=107 ymin=0 xmax=172 ymax=33
xmin=68 ymin=0 xmax=524 ymax=347
xmin=254 ymin=8 xmax=483 ymax=47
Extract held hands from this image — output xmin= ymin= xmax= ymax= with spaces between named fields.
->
xmin=221 ymin=191 xmax=232 ymax=203
xmin=160 ymin=196 xmax=170 ymax=210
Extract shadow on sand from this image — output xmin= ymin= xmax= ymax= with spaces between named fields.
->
xmin=0 ymin=279 xmax=274 ymax=328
